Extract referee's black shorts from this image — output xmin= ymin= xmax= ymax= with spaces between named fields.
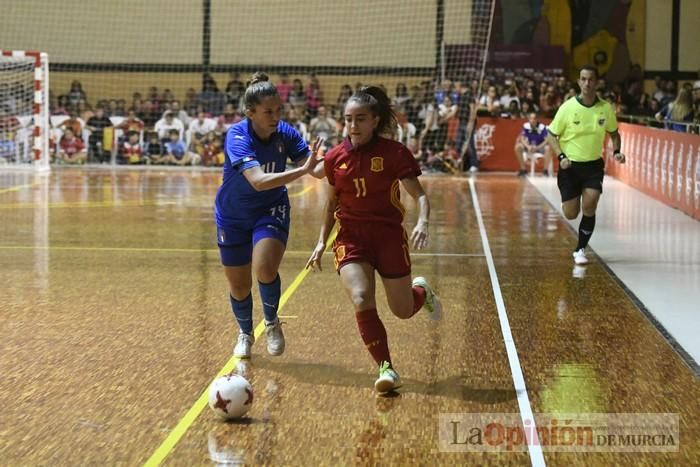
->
xmin=557 ymin=158 xmax=604 ymax=202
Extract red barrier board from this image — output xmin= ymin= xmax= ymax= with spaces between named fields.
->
xmin=606 ymin=123 xmax=700 ymax=220
xmin=474 ymin=118 xmax=700 ymax=220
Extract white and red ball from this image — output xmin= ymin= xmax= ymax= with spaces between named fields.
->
xmin=208 ymin=374 xmax=254 ymax=419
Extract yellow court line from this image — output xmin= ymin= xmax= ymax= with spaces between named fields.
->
xmin=288 ymin=184 xmax=315 ymax=198
xmin=0 ymin=246 xmax=331 ymax=256
xmin=143 ymin=229 xmax=337 ymax=466
xmin=0 ymin=183 xmax=34 ymax=195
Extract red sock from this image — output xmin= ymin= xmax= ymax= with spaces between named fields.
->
xmin=411 ymin=286 xmax=427 ymax=316
xmin=355 ymin=308 xmax=391 ymax=366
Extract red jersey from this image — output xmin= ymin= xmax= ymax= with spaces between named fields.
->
xmin=324 ymin=136 xmax=421 ymax=225
xmin=60 ymin=137 xmax=85 ymax=155
xmin=122 ymin=141 xmax=142 ymax=163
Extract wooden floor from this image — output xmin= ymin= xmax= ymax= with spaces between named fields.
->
xmin=1 ymin=168 xmax=698 ymax=466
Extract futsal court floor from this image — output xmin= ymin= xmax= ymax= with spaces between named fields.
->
xmin=1 ymin=167 xmax=698 ymax=466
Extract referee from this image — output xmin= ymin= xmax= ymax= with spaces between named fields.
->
xmin=546 ymin=65 xmax=626 ymax=265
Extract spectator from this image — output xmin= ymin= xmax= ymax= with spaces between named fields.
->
xmin=308 ymin=105 xmax=337 ymax=142
xmin=141 ymin=100 xmax=160 ymax=127
xmin=162 ymin=128 xmax=197 ymax=165
xmin=284 ymin=107 xmax=308 ymax=141
xmin=499 ymin=81 xmax=520 ymax=109
xmin=119 ymin=130 xmax=144 ymax=164
xmin=276 ymin=73 xmax=292 ymax=104
xmin=165 ymin=100 xmax=191 ymax=128
xmin=57 ymin=128 xmax=87 ymax=164
xmin=118 ymin=109 xmax=145 ymax=135
xmin=198 ymin=131 xmax=224 ymax=167
xmin=0 ymin=105 xmax=20 ymax=161
xmin=216 ymin=103 xmax=242 ymax=132
xmin=183 ymin=88 xmax=199 ymax=115
xmin=393 ymin=83 xmax=410 ymax=114
xmin=514 ymin=112 xmax=551 ymax=177
xmin=144 ymin=131 xmax=163 ymax=163
xmin=161 ymin=89 xmax=175 ymax=104
xmin=188 ymin=110 xmax=217 ymax=150
xmin=154 ymin=111 xmax=184 ymax=142
xmin=198 ymin=74 xmax=226 ymax=115
xmin=655 ymin=88 xmax=694 ymax=132
xmin=67 ymin=81 xmax=87 ymax=107
xmin=478 ymin=86 xmax=501 ymax=115
xmin=225 ymin=72 xmax=246 ymax=107
xmin=336 ymin=84 xmax=353 ymax=109
xmin=289 ymin=79 xmax=306 ymax=109
xmin=305 ymin=75 xmax=323 ymax=118
xmin=693 ymin=80 xmax=700 ymax=122
xmin=85 ymin=106 xmax=112 ymax=162
xmin=59 ymin=110 xmax=85 ymax=139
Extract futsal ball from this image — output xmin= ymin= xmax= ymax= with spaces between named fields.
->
xmin=208 ymin=374 xmax=254 ymax=419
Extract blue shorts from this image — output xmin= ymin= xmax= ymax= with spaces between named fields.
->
xmin=217 ymin=197 xmax=291 ymax=267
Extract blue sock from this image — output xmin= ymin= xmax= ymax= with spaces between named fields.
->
xmin=258 ymin=274 xmax=281 ymax=324
xmin=230 ymin=293 xmax=253 ymax=335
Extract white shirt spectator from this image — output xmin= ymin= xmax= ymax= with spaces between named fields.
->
xmin=188 ymin=117 xmax=217 ymax=139
xmin=500 ymin=93 xmax=520 ymax=109
xmin=154 ymin=114 xmax=185 ymax=140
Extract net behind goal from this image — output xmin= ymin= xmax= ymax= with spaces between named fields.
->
xmin=0 ymin=51 xmax=49 ymax=171
xmin=1 ymin=1 xmax=494 ymax=168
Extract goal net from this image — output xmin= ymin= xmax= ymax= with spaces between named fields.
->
xmin=0 ymin=1 xmax=494 ymax=167
xmin=0 ymin=51 xmax=49 ymax=171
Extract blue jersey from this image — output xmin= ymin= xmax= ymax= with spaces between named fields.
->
xmin=215 ymin=119 xmax=308 ymax=228
xmin=521 ymin=121 xmax=548 ymax=146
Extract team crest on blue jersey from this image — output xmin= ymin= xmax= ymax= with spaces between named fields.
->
xmin=370 ymin=157 xmax=384 ymax=172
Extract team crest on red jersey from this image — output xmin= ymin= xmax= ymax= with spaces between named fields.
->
xmin=370 ymin=157 xmax=384 ymax=172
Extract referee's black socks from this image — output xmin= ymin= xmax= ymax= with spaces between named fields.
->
xmin=576 ymin=215 xmax=596 ymax=251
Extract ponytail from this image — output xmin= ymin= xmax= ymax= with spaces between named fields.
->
xmin=243 ymin=72 xmax=278 ymax=110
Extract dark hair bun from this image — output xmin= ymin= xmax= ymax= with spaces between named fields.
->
xmin=249 ymin=72 xmax=269 ymax=86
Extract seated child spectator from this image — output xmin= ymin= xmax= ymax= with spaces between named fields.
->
xmin=198 ymin=131 xmax=224 ymax=167
xmin=144 ymin=131 xmax=164 ymax=164
xmin=57 ymin=128 xmax=87 ymax=164
xmin=161 ymin=128 xmax=198 ymax=166
xmin=119 ymin=130 xmax=144 ymax=164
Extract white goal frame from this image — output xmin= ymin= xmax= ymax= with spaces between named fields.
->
xmin=1 ymin=50 xmax=50 ymax=172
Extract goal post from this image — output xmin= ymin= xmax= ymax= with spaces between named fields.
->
xmin=0 ymin=51 xmax=50 ymax=171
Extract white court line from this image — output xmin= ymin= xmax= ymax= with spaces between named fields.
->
xmin=468 ymin=177 xmax=546 ymax=467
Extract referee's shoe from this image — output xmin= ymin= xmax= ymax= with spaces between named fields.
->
xmin=573 ymin=248 xmax=589 ymax=265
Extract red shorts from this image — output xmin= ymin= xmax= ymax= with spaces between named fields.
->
xmin=333 ymin=222 xmax=411 ymax=278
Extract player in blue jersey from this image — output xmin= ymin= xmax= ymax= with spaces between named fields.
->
xmin=215 ymin=72 xmax=324 ymax=359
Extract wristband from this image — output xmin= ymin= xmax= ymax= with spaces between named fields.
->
xmin=558 ymin=153 xmax=567 ymax=162
xmin=613 ymin=149 xmax=621 ymax=155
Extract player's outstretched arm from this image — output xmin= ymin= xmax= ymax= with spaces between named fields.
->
xmin=401 ymin=177 xmax=430 ymax=250
xmin=295 ymin=137 xmax=326 ymax=179
xmin=244 ymin=138 xmax=324 ymax=191
xmin=306 ymin=183 xmax=338 ymax=271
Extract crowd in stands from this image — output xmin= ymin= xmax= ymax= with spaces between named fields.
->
xmin=42 ymin=67 xmax=700 ymax=172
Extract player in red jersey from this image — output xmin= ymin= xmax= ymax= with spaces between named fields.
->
xmin=306 ymin=86 xmax=442 ymax=394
